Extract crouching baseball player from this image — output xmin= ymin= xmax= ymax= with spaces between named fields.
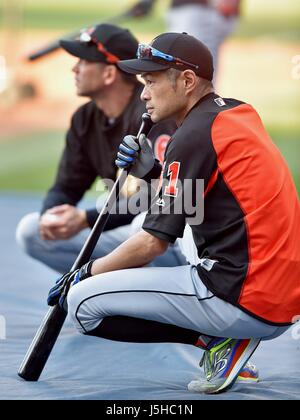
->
xmin=47 ymin=33 xmax=300 ymax=394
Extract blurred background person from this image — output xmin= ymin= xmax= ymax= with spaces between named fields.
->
xmin=128 ymin=0 xmax=242 ymax=79
xmin=15 ymin=23 xmax=182 ymax=274
xmin=15 ymin=24 xmax=143 ymax=274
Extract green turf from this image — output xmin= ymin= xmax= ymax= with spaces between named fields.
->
xmin=269 ymin=130 xmax=300 ymax=193
xmin=0 ymin=130 xmax=105 ymax=198
xmin=0 ymin=131 xmax=64 ymax=192
xmin=0 ymin=0 xmax=299 ymax=41
xmin=0 ymin=128 xmax=299 ymax=195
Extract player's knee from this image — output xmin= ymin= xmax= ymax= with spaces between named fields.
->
xmin=67 ymin=285 xmax=99 ymax=335
xmin=16 ymin=212 xmax=40 ymax=255
xmin=67 ymin=287 xmax=79 ymax=324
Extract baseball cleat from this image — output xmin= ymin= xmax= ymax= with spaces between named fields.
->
xmin=188 ymin=361 xmax=259 ymax=393
xmin=188 ymin=337 xmax=261 ymax=394
xmin=236 ymin=361 xmax=259 ymax=383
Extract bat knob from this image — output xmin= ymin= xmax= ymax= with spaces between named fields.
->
xmin=141 ymin=112 xmax=153 ymax=136
xmin=142 ymin=112 xmax=151 ymax=121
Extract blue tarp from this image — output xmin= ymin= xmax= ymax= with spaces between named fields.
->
xmin=0 ymin=193 xmax=299 ymax=400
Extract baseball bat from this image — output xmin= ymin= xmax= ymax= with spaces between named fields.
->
xmin=18 ymin=113 xmax=153 ymax=381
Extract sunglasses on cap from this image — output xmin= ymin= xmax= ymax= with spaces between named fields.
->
xmin=79 ymin=30 xmax=120 ymax=64
xmin=137 ymin=44 xmax=200 ymax=72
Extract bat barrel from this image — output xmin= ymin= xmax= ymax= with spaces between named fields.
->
xmin=28 ymin=42 xmax=61 ymax=61
xmin=18 ymin=306 xmax=67 ymax=381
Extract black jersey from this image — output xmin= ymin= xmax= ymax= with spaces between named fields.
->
xmin=143 ymin=93 xmax=300 ymax=326
xmin=41 ymin=83 xmax=176 ymax=228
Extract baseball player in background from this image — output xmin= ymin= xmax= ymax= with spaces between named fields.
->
xmin=129 ymin=0 xmax=241 ymax=78
xmin=16 ymin=23 xmax=186 ymax=274
xmin=47 ymin=32 xmax=300 ymax=394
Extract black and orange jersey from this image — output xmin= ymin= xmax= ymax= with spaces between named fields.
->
xmin=143 ymin=92 xmax=300 ymax=326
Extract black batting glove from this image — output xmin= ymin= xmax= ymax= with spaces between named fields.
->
xmin=116 ymin=134 xmax=157 ymax=179
xmin=47 ymin=260 xmax=95 ymax=312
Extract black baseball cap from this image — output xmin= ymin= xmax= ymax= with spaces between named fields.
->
xmin=60 ymin=23 xmax=139 ymax=64
xmin=117 ymin=32 xmax=214 ymax=81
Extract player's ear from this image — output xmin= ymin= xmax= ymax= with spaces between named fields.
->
xmin=103 ymin=65 xmax=118 ymax=86
xmin=182 ymin=70 xmax=198 ymax=94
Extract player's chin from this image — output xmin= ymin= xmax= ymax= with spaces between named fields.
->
xmin=149 ymin=110 xmax=163 ymax=123
xmin=76 ymin=88 xmax=89 ymax=97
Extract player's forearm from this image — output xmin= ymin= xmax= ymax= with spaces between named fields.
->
xmin=91 ymin=230 xmax=168 ymax=275
xmin=41 ymin=184 xmax=85 ymax=215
